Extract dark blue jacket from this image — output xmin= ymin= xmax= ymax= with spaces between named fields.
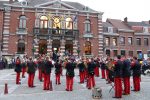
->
xmin=131 ymin=61 xmax=141 ymax=77
xmin=114 ymin=60 xmax=123 ymax=77
xmin=122 ymin=59 xmax=131 ymax=77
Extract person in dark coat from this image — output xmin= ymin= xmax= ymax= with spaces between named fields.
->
xmin=87 ymin=59 xmax=96 ymax=89
xmin=131 ymin=57 xmax=141 ymax=91
xmin=65 ymin=60 xmax=76 ymax=91
xmin=21 ymin=59 xmax=27 ymax=78
xmin=100 ymin=61 xmax=106 ymax=79
xmin=55 ymin=60 xmax=62 ymax=85
xmin=77 ymin=59 xmax=86 ymax=83
xmin=122 ymin=56 xmax=131 ymax=95
xmin=113 ymin=55 xmax=123 ymax=98
xmin=37 ymin=57 xmax=43 ymax=82
xmin=27 ymin=57 xmax=36 ymax=87
xmin=15 ymin=57 xmax=22 ymax=84
xmin=43 ymin=57 xmax=53 ymax=90
xmin=94 ymin=60 xmax=100 ymax=77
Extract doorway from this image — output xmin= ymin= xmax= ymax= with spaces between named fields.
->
xmin=65 ymin=40 xmax=73 ymax=55
xmin=52 ymin=40 xmax=60 ymax=53
xmin=39 ymin=40 xmax=47 ymax=54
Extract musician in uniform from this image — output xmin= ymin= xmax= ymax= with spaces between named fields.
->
xmin=27 ymin=57 xmax=37 ymax=87
xmin=77 ymin=59 xmax=86 ymax=83
xmin=87 ymin=58 xmax=96 ymax=89
xmin=131 ymin=57 xmax=141 ymax=91
xmin=15 ymin=57 xmax=22 ymax=84
xmin=122 ymin=56 xmax=131 ymax=95
xmin=65 ymin=59 xmax=76 ymax=91
xmin=43 ymin=57 xmax=53 ymax=90
xmin=55 ymin=60 xmax=61 ymax=85
xmin=21 ymin=59 xmax=27 ymax=78
xmin=113 ymin=55 xmax=123 ymax=98
xmin=100 ymin=60 xmax=106 ymax=79
xmin=94 ymin=59 xmax=100 ymax=77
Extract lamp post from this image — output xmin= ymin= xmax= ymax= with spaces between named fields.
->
xmin=77 ymin=43 xmax=80 ymax=58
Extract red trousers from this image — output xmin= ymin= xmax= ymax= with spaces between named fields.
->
xmin=44 ymin=74 xmax=50 ymax=90
xmin=38 ymin=69 xmax=42 ymax=81
xmin=106 ymin=70 xmax=109 ymax=80
xmin=22 ymin=67 xmax=26 ymax=77
xmin=101 ymin=69 xmax=105 ymax=79
xmin=66 ymin=76 xmax=74 ymax=91
xmin=94 ymin=67 xmax=99 ymax=77
xmin=28 ymin=73 xmax=35 ymax=87
xmin=123 ymin=77 xmax=130 ymax=94
xmin=133 ymin=76 xmax=140 ymax=91
xmin=56 ymin=73 xmax=61 ymax=84
xmin=79 ymin=71 xmax=85 ymax=83
xmin=87 ymin=75 xmax=95 ymax=89
xmin=114 ymin=77 xmax=122 ymax=98
xmin=16 ymin=72 xmax=20 ymax=84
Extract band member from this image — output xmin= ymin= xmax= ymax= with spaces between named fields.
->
xmin=66 ymin=60 xmax=75 ymax=91
xmin=87 ymin=59 xmax=96 ymax=89
xmin=15 ymin=57 xmax=21 ymax=84
xmin=27 ymin=57 xmax=36 ymax=87
xmin=94 ymin=60 xmax=100 ymax=77
xmin=100 ymin=61 xmax=106 ymax=79
xmin=55 ymin=60 xmax=61 ymax=85
xmin=122 ymin=56 xmax=131 ymax=95
xmin=131 ymin=57 xmax=141 ymax=91
xmin=43 ymin=57 xmax=53 ymax=90
xmin=38 ymin=57 xmax=43 ymax=82
xmin=21 ymin=59 xmax=27 ymax=78
xmin=113 ymin=55 xmax=123 ymax=98
xmin=78 ymin=59 xmax=86 ymax=83
xmin=106 ymin=58 xmax=114 ymax=84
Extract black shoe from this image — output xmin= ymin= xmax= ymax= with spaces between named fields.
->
xmin=112 ymin=96 xmax=122 ymax=98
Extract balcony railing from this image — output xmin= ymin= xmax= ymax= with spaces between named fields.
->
xmin=16 ymin=28 xmax=27 ymax=34
xmin=33 ymin=28 xmax=79 ymax=38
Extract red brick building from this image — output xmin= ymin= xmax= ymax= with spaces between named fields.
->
xmin=0 ymin=0 xmax=103 ymax=58
xmin=103 ymin=18 xmax=150 ymax=58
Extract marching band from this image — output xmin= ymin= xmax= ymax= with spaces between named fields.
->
xmin=14 ymin=54 xmax=143 ymax=99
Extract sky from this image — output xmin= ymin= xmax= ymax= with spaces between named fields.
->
xmin=8 ymin=0 xmax=150 ymax=21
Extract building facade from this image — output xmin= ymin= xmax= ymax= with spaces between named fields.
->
xmin=0 ymin=0 xmax=103 ymax=58
xmin=103 ymin=18 xmax=150 ymax=58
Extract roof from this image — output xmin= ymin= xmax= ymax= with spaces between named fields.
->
xmin=102 ymin=22 xmax=113 ymax=27
xmin=7 ymin=0 xmax=97 ymax=12
xmin=0 ymin=1 xmax=9 ymax=9
xmin=128 ymin=21 xmax=150 ymax=27
xmin=106 ymin=18 xmax=132 ymax=31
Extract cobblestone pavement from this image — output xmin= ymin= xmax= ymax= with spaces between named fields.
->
xmin=0 ymin=69 xmax=150 ymax=100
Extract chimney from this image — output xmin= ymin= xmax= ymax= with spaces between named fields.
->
xmin=9 ymin=0 xmax=13 ymax=4
xmin=124 ymin=17 xmax=128 ymax=23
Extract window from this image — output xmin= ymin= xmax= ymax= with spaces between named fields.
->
xmin=66 ymin=17 xmax=73 ymax=29
xmin=19 ymin=16 xmax=26 ymax=28
xmin=137 ymin=51 xmax=143 ymax=59
xmin=121 ymin=50 xmax=126 ymax=56
xmin=105 ymin=37 xmax=110 ymax=46
xmin=113 ymin=38 xmax=117 ymax=46
xmin=136 ymin=38 xmax=141 ymax=45
xmin=52 ymin=17 xmax=61 ymax=29
xmin=113 ymin=50 xmax=118 ymax=57
xmin=144 ymin=38 xmax=149 ymax=46
xmin=40 ymin=16 xmax=48 ymax=28
xmin=108 ymin=27 xmax=113 ymax=33
xmin=128 ymin=37 xmax=132 ymax=45
xmin=17 ymin=39 xmax=25 ymax=54
xmin=120 ymin=37 xmax=125 ymax=45
xmin=148 ymin=51 xmax=150 ymax=57
xmin=84 ymin=19 xmax=91 ymax=33
xmin=84 ymin=41 xmax=91 ymax=55
xmin=129 ymin=51 xmax=133 ymax=57
xmin=143 ymin=27 xmax=148 ymax=33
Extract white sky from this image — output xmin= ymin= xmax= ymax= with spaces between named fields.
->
xmin=10 ymin=0 xmax=150 ymax=21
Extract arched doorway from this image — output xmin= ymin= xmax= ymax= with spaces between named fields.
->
xmin=84 ymin=41 xmax=91 ymax=55
xmin=52 ymin=40 xmax=60 ymax=53
xmin=65 ymin=40 xmax=73 ymax=55
xmin=39 ymin=40 xmax=47 ymax=54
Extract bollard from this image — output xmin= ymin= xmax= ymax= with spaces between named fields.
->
xmin=4 ymin=83 xmax=8 ymax=94
xmin=49 ymin=81 xmax=53 ymax=91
